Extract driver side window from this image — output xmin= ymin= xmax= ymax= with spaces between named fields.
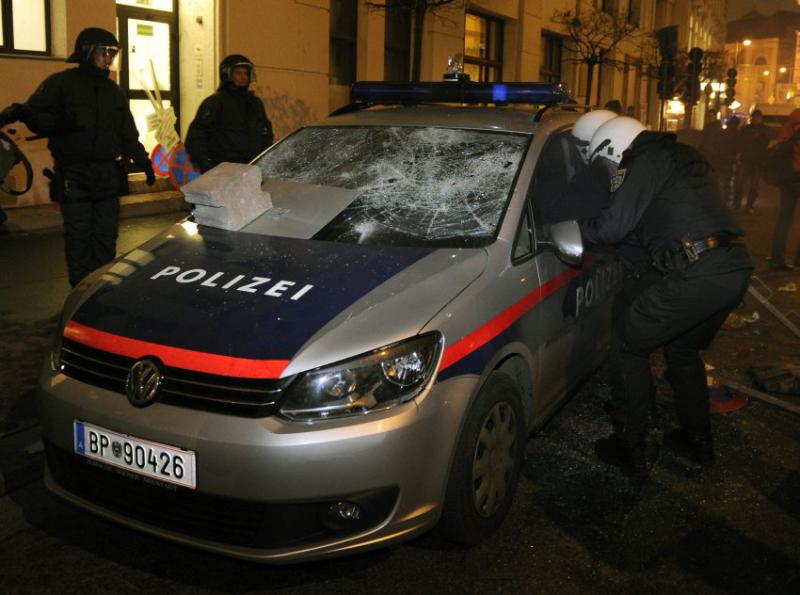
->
xmin=527 ymin=129 xmax=583 ymax=247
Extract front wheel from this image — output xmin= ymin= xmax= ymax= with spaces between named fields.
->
xmin=439 ymin=371 xmax=526 ymax=545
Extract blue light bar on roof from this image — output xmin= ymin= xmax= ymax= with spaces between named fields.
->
xmin=350 ymin=81 xmax=570 ymax=106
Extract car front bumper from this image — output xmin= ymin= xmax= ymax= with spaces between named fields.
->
xmin=38 ymin=370 xmax=477 ymax=563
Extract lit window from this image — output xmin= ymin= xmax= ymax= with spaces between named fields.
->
xmin=0 ymin=0 xmax=50 ymax=54
xmin=464 ymin=12 xmax=503 ymax=82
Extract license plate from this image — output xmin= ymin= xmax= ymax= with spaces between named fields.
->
xmin=73 ymin=420 xmax=196 ymax=489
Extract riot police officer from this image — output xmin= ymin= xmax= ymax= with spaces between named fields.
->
xmin=0 ymin=27 xmax=155 ymax=286
xmin=540 ymin=109 xmax=618 ymax=224
xmin=580 ymin=117 xmax=754 ymax=477
xmin=185 ymin=54 xmax=274 ymax=172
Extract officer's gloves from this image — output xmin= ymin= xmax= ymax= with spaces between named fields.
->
xmin=0 ymin=103 xmax=27 ymax=127
xmin=143 ymin=162 xmax=156 ymax=186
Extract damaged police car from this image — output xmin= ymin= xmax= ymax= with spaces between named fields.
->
xmin=39 ymin=81 xmax=622 ymax=563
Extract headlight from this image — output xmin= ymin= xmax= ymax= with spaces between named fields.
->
xmin=279 ymin=332 xmax=443 ymax=422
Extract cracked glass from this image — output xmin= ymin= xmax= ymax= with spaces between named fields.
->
xmin=256 ymin=126 xmax=530 ymax=248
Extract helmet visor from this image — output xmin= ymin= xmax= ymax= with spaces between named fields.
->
xmin=94 ymin=45 xmax=120 ymax=59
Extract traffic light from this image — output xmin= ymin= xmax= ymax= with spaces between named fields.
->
xmin=658 ymin=60 xmax=676 ymax=100
xmin=656 ymin=26 xmax=678 ymax=101
xmin=726 ymin=68 xmax=738 ymax=105
xmin=685 ymin=47 xmax=704 ymax=104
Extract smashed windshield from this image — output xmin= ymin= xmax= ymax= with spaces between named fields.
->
xmin=256 ymin=126 xmax=530 ymax=247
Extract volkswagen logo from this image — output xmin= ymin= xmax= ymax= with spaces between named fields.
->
xmin=126 ymin=358 xmax=163 ymax=407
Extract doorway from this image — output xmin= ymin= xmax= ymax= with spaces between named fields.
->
xmin=116 ymin=0 xmax=179 ymax=155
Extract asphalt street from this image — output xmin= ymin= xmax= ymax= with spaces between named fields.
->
xmin=0 ymin=209 xmax=799 ymax=593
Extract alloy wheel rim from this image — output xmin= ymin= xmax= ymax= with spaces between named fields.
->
xmin=472 ymin=401 xmax=517 ymax=517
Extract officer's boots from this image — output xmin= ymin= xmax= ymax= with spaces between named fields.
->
xmin=594 ymin=434 xmax=648 ymax=479
xmin=663 ymin=428 xmax=715 ymax=466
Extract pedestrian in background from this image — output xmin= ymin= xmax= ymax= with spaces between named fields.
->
xmin=770 ymin=108 xmax=800 ymax=271
xmin=734 ymin=110 xmax=770 ymax=212
xmin=0 ymin=28 xmax=155 ymax=287
xmin=580 ymin=117 xmax=754 ymax=478
xmin=186 ymin=54 xmax=274 ymax=173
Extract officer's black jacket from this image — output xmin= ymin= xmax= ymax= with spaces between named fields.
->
xmin=23 ymin=64 xmax=149 ymax=169
xmin=185 ymin=85 xmax=274 ymax=171
xmin=579 ymin=131 xmax=742 ymax=261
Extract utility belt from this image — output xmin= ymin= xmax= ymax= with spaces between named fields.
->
xmin=45 ymin=158 xmax=127 ymax=203
xmin=655 ymin=233 xmax=744 ymax=272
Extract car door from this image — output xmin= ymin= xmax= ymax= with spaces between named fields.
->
xmin=524 ymin=127 xmax=622 ymax=415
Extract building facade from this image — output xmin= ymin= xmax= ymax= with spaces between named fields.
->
xmin=725 ymin=9 xmax=800 ymax=116
xmin=1 ymin=0 xmax=726 ymax=207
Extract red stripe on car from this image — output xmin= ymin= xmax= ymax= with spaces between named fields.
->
xmin=440 ymin=267 xmax=580 ymax=371
xmin=64 ymin=321 xmax=290 ymax=379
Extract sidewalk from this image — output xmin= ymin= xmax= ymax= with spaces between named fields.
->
xmin=1 ymin=188 xmax=189 ymax=234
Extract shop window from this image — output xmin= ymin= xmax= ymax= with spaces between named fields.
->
xmin=384 ymin=2 xmax=411 ymax=82
xmin=0 ymin=0 xmax=50 ymax=55
xmin=540 ymin=32 xmax=563 ymax=84
xmin=464 ymin=11 xmax=503 ymax=82
xmin=330 ymin=0 xmax=358 ymax=86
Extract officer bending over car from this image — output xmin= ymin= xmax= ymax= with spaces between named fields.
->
xmin=0 ymin=28 xmax=155 ymax=287
xmin=578 ymin=116 xmax=754 ymax=478
xmin=540 ymin=109 xmax=618 ymax=224
xmin=186 ymin=54 xmax=274 ymax=173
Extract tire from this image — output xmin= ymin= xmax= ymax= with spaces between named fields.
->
xmin=438 ymin=371 xmax=526 ymax=545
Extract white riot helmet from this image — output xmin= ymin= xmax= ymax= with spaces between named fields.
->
xmin=589 ymin=116 xmax=646 ymax=164
xmin=572 ymin=110 xmax=618 ymax=163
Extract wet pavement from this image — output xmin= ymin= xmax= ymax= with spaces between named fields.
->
xmin=0 ymin=195 xmax=799 ymax=592
xmin=0 ymin=212 xmax=186 ymax=492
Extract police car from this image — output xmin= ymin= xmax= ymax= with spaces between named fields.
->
xmin=39 ymin=80 xmax=623 ymax=563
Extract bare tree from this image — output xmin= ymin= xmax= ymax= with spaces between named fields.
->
xmin=551 ymin=7 xmax=638 ymax=106
xmin=367 ymin=0 xmax=461 ymax=82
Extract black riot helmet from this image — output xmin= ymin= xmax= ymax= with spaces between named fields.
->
xmin=66 ymin=27 xmax=120 ymax=64
xmin=219 ymin=54 xmax=254 ymax=89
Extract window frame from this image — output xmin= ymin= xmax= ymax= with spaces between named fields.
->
xmin=627 ymin=0 xmax=642 ymax=27
xmin=0 ymin=0 xmax=51 ymax=56
xmin=463 ymin=10 xmax=504 ymax=83
xmin=384 ymin=3 xmax=412 ymax=82
xmin=329 ymin=0 xmax=358 ymax=87
xmin=540 ymin=31 xmax=564 ymax=85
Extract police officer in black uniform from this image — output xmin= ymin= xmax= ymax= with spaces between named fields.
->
xmin=579 ymin=116 xmax=754 ymax=477
xmin=185 ymin=54 xmax=274 ymax=172
xmin=0 ymin=28 xmax=155 ymax=287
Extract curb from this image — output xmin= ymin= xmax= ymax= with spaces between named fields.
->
xmin=1 ymin=191 xmax=189 ymax=234
xmin=0 ymin=425 xmax=44 ymax=496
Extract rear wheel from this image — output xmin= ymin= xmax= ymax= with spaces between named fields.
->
xmin=439 ymin=372 xmax=525 ymax=544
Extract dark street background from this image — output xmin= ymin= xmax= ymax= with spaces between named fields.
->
xmin=0 ymin=187 xmax=799 ymax=592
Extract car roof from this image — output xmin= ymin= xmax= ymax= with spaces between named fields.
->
xmin=314 ymin=104 xmax=579 ymax=135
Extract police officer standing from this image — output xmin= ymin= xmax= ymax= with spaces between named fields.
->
xmin=186 ymin=55 xmax=274 ymax=172
xmin=0 ymin=28 xmax=155 ymax=287
xmin=580 ymin=117 xmax=754 ymax=477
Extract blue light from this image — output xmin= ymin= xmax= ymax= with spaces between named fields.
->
xmin=492 ymin=84 xmax=508 ymax=102
xmin=350 ymin=81 xmax=569 ymax=106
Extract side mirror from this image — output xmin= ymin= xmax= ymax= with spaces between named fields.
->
xmin=543 ymin=220 xmax=583 ymax=266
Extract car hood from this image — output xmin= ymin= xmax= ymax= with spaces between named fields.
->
xmin=64 ymin=222 xmax=487 ymax=379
